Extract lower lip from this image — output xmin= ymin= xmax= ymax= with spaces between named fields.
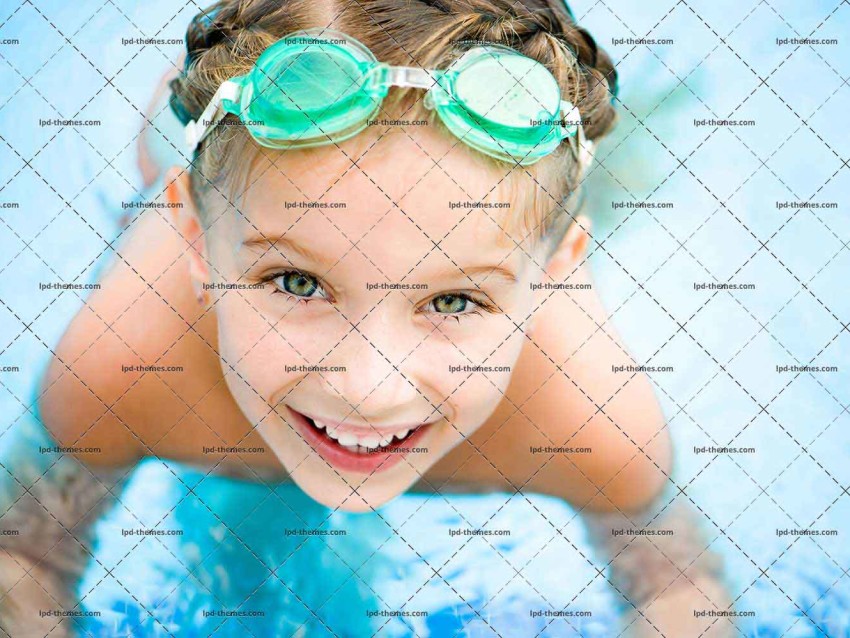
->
xmin=287 ymin=407 xmax=432 ymax=474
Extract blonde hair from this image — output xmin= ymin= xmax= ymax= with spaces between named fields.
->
xmin=170 ymin=0 xmax=619 ymax=245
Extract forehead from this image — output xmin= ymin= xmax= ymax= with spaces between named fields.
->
xmin=228 ymin=127 xmax=542 ymax=275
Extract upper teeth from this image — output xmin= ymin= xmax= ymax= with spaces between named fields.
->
xmin=313 ymin=419 xmax=412 ymax=448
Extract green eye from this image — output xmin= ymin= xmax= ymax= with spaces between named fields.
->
xmin=431 ymin=294 xmax=468 ymax=314
xmin=276 ymin=271 xmax=321 ymax=298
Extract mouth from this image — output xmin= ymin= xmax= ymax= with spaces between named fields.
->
xmin=286 ymin=407 xmax=434 ymax=474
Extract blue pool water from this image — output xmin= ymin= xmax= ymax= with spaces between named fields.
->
xmin=1 ymin=0 xmax=848 ymax=636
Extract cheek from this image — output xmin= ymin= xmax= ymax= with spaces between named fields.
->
xmin=214 ymin=295 xmax=337 ymax=401
xmin=443 ymin=376 xmax=510 ymax=426
xmin=424 ymin=320 xmax=526 ymax=418
xmin=428 ymin=314 xmax=526 ymax=370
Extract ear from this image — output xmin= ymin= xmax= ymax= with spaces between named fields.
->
xmin=165 ymin=166 xmax=210 ymax=302
xmin=545 ymin=214 xmax=591 ymax=282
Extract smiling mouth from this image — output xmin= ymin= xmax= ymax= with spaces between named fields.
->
xmin=286 ymin=407 xmax=435 ymax=473
xmin=303 ymin=414 xmax=420 ymax=453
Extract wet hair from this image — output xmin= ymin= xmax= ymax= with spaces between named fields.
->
xmin=169 ymin=0 xmax=619 ymax=244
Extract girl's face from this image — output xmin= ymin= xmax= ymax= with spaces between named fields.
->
xmin=190 ymin=128 xmax=564 ymax=512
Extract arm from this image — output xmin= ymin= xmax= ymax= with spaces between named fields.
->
xmin=583 ymin=491 xmax=734 ymax=638
xmin=4 ymin=206 xmax=179 ymax=636
xmin=0 ymin=415 xmax=131 ymax=637
xmin=425 ymin=260 xmax=733 ymax=635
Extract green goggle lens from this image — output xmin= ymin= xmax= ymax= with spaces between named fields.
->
xmin=432 ymin=47 xmax=565 ymax=162
xmin=453 ymin=54 xmax=560 ymax=128
xmin=260 ymin=51 xmax=359 ymax=111
xmin=240 ymin=35 xmax=384 ymax=145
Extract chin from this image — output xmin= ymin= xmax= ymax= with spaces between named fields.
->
xmin=293 ymin=471 xmax=410 ymax=513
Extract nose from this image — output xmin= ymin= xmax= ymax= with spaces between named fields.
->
xmin=318 ymin=307 xmax=420 ymax=415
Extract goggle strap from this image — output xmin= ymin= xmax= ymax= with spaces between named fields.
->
xmin=577 ymin=136 xmax=595 ymax=177
xmin=558 ymin=99 xmax=594 ymax=175
xmin=559 ymin=100 xmax=581 ymax=136
xmin=186 ymin=80 xmax=242 ymax=151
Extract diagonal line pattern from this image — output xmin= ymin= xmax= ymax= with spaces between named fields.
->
xmin=0 ymin=0 xmax=846 ymax=636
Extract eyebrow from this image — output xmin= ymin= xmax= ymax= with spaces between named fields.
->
xmin=426 ymin=264 xmax=518 ymax=287
xmin=242 ymin=234 xmax=517 ymax=285
xmin=242 ymin=235 xmax=328 ymax=265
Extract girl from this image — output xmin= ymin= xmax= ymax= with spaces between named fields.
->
xmin=1 ymin=0 xmax=731 ymax=635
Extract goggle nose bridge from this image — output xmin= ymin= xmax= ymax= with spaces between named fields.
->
xmin=382 ymin=65 xmax=437 ymax=90
xmin=364 ymin=64 xmax=446 ymax=110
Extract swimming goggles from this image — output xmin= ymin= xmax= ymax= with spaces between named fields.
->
xmin=185 ymin=29 xmax=589 ymax=166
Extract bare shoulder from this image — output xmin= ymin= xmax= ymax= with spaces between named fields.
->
xmin=38 ymin=207 xmax=223 ymax=469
